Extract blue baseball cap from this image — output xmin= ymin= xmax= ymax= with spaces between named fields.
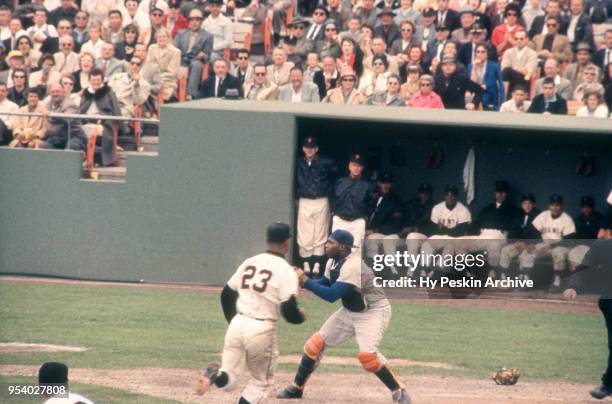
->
xmin=329 ymin=229 xmax=356 ymax=249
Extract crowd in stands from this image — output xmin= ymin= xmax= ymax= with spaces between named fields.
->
xmin=0 ymin=0 xmax=610 ymax=165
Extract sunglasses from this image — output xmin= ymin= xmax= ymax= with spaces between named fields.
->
xmin=326 ymin=28 xmax=336 ymax=31
xmin=546 ymin=23 xmax=558 ymax=27
xmin=151 ymin=12 xmax=163 ymax=17
xmin=341 ymin=77 xmax=355 ymax=81
xmin=420 ymin=82 xmax=431 ymax=86
xmin=189 ymin=16 xmax=203 ymax=20
xmin=254 ymin=72 xmax=266 ymax=76
xmin=237 ymin=56 xmax=248 ymax=60
xmin=131 ymin=61 xmax=141 ymax=66
xmin=294 ymin=25 xmax=305 ymax=30
xmin=401 ymin=28 xmax=412 ymax=32
xmin=61 ymin=43 xmax=72 ymax=46
xmin=506 ymin=12 xmax=518 ymax=16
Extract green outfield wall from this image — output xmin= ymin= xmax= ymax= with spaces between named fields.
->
xmin=0 ymin=100 xmax=610 ymax=284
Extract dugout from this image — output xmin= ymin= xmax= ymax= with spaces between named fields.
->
xmin=0 ymin=100 xmax=610 ymax=285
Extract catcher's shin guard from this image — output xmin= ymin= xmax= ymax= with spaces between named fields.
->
xmin=294 ymin=333 xmax=325 ymax=387
xmin=358 ymin=352 xmax=401 ymax=392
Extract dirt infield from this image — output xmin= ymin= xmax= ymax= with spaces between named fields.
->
xmin=0 ymin=364 xmax=601 ymax=403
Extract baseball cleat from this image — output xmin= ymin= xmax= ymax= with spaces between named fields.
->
xmin=392 ymin=387 xmax=411 ymax=404
xmin=195 ymin=362 xmax=220 ymax=395
xmin=276 ymin=383 xmax=303 ymax=399
xmin=590 ymin=384 xmax=612 ymax=399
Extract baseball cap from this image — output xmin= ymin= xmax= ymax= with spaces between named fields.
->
xmin=495 ymin=180 xmax=509 ymax=193
xmin=521 ymin=193 xmax=536 ymax=203
xmin=580 ymin=195 xmax=595 ymax=207
xmin=418 ymin=183 xmax=433 ymax=193
xmin=267 ymin=222 xmax=291 ymax=243
xmin=303 ymin=136 xmax=318 ymax=148
xmin=575 ymin=42 xmax=593 ymax=53
xmin=377 ymin=171 xmax=393 ymax=183
xmin=377 ymin=7 xmax=395 ymax=18
xmin=349 ymin=153 xmax=364 ymax=166
xmin=549 ymin=194 xmax=563 ymax=205
xmin=436 ymin=23 xmax=450 ymax=32
xmin=422 ymin=7 xmax=435 ymax=17
xmin=330 ymin=229 xmax=356 ymax=249
xmin=441 ymin=55 xmax=456 ymax=64
xmin=444 ymin=185 xmax=459 ymax=195
xmin=39 ymin=362 xmax=68 ymax=384
xmin=8 ymin=50 xmax=24 ymax=59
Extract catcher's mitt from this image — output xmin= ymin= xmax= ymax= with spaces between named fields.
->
xmin=492 ymin=367 xmax=520 ymax=385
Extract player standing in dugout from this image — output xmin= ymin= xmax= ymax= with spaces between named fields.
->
xmin=276 ymin=229 xmax=411 ymax=403
xmin=195 ymin=223 xmax=306 ymax=404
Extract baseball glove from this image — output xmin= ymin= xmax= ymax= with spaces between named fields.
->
xmin=293 ymin=267 xmax=309 ymax=288
xmin=492 ymin=368 xmax=520 ymax=385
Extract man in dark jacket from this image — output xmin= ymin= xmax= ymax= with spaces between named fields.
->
xmin=295 ymin=136 xmax=336 ymax=276
xmin=332 ymin=153 xmax=376 ymax=252
xmin=528 ymin=77 xmax=568 ymax=114
xmin=40 ymin=83 xmax=86 ymax=151
xmin=365 ymin=172 xmax=403 ymax=275
xmin=567 ymin=195 xmax=606 ymax=271
xmin=434 ymin=55 xmax=483 ymax=109
xmin=197 ymin=59 xmax=243 ymax=99
xmin=400 ymin=183 xmax=435 ymax=239
xmin=79 ymin=68 xmax=122 ymax=167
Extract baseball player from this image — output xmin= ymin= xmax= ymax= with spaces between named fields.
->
xmin=567 ymin=196 xmax=606 ymax=271
xmin=295 ymin=136 xmax=337 ymax=276
xmin=195 ymin=223 xmax=306 ymax=404
xmin=331 ymin=153 xmax=376 ymax=252
xmin=276 ymin=229 xmax=411 ymax=404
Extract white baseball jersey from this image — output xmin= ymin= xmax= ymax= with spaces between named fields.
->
xmin=430 ymin=201 xmax=472 ymax=229
xmin=227 ymin=252 xmax=299 ymax=321
xmin=532 ymin=210 xmax=576 ymax=241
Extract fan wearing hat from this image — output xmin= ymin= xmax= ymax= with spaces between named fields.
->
xmin=417 ymin=7 xmax=437 ymax=49
xmin=567 ymin=195 xmax=606 ymax=272
xmin=287 ymin=17 xmax=315 ymax=65
xmin=202 ymin=0 xmax=234 ymax=57
xmin=433 ymin=54 xmax=483 ymax=109
xmin=435 ymin=0 xmax=460 ymax=32
xmin=0 ymin=50 xmax=25 ymax=88
xmin=196 ymin=222 xmax=306 ymax=402
xmin=364 ymin=172 xmax=404 ymax=275
xmin=295 ymin=136 xmax=337 ymax=276
xmin=277 ymin=229 xmax=411 ymax=403
xmin=455 ymin=180 xmax=521 ymax=279
xmin=491 ymin=3 xmax=524 ymax=56
xmin=458 ymin=23 xmax=498 ymax=66
xmin=451 ymin=7 xmax=476 ymax=44
xmin=564 ymin=42 xmax=600 ymax=90
xmin=406 ymin=185 xmax=472 ymax=275
xmin=521 ymin=194 xmax=576 ymax=290
xmin=305 ymin=6 xmax=328 ymax=41
xmin=374 ymin=8 xmax=400 ymax=48
xmin=323 ymin=66 xmax=366 ymax=104
xmin=39 ymin=362 xmax=93 ymax=403
xmin=314 ymin=19 xmax=342 ymax=60
xmin=499 ymin=192 xmax=541 ymax=281
xmin=330 ymin=153 xmax=376 ymax=251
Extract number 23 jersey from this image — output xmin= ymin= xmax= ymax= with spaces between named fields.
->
xmin=227 ymin=252 xmax=299 ymax=321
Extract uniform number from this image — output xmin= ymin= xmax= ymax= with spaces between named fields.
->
xmin=241 ymin=266 xmax=273 ymax=293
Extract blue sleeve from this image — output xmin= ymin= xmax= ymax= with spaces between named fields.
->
xmin=317 ymin=276 xmax=331 ymax=286
xmin=304 ymin=278 xmax=353 ymax=303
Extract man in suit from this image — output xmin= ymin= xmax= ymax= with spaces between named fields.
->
xmin=96 ymin=42 xmax=127 ymax=79
xmin=48 ymin=0 xmax=79 ymax=26
xmin=2 ymin=17 xmax=26 ymax=52
xmin=287 ymin=17 xmax=314 ymax=66
xmin=533 ymin=58 xmax=574 ymax=100
xmin=305 ymin=6 xmax=327 ymax=42
xmin=174 ymin=8 xmax=214 ymax=99
xmin=278 ymin=66 xmax=320 ymax=103
xmin=594 ymin=29 xmax=612 ymax=71
xmin=417 ymin=8 xmax=438 ymax=53
xmin=244 ymin=63 xmax=279 ymax=100
xmin=231 ymin=48 xmax=254 ymax=87
xmin=562 ymin=0 xmax=595 ymax=51
xmin=40 ymin=83 xmax=86 ymax=151
xmin=198 ymin=59 xmax=243 ymax=99
xmin=528 ymin=76 xmax=568 ymax=113
xmin=530 ymin=16 xmax=572 ymax=65
xmin=134 ymin=43 xmax=162 ymax=97
xmin=53 ymin=35 xmax=79 ymax=75
xmin=436 ymin=0 xmax=459 ymax=31
xmin=434 ymin=55 xmax=483 ymax=109
xmin=458 ymin=25 xmax=499 ymax=66
xmin=564 ymin=41 xmax=601 ymax=88
xmin=425 ymin=24 xmax=450 ymax=71
xmin=73 ymin=10 xmax=89 ymax=53
xmin=374 ymin=8 xmax=400 ymax=49
xmin=529 ymin=0 xmax=565 ymax=38
xmin=501 ymin=29 xmax=538 ymax=97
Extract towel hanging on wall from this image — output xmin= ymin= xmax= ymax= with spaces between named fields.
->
xmin=463 ymin=147 xmax=475 ymax=205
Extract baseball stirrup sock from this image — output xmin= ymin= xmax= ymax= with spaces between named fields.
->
xmin=214 ymin=371 xmax=229 ymax=388
xmin=375 ymin=366 xmax=401 ymax=392
xmin=238 ymin=397 xmax=251 ymax=404
xmin=294 ymin=354 xmax=316 ymax=387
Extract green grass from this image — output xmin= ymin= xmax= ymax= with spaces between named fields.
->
xmin=0 ymin=282 xmax=607 ymax=387
xmin=0 ymin=375 xmax=180 ymax=403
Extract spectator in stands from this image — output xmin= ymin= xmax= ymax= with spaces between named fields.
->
xmin=313 ymin=55 xmax=339 ymax=99
xmin=9 ymin=88 xmax=47 ymax=148
xmin=327 ymin=0 xmax=351 ymax=30
xmin=241 ymin=0 xmax=266 ymax=56
xmin=408 ymin=74 xmax=445 ymax=108
xmin=244 ymin=63 xmax=279 ymax=100
xmin=400 ymin=64 xmax=421 ymax=102
xmin=576 ymin=90 xmax=610 ymax=117
xmin=163 ymin=0 xmax=188 ymax=39
xmin=278 ymin=66 xmax=320 ymax=102
xmin=231 ymin=48 xmax=253 ymax=86
xmin=564 ymin=0 xmax=595 ymax=51
xmin=108 ymin=55 xmax=151 ymax=118
xmin=73 ymin=52 xmax=95 ymax=92
xmin=114 ymin=24 xmax=138 ymax=62
xmin=338 ymin=37 xmax=364 ymax=78
xmin=29 ymin=53 xmax=61 ymax=93
xmin=40 ymin=82 xmax=87 ymax=151
xmin=528 ymin=76 xmax=568 ymax=114
xmin=81 ymin=0 xmax=117 ymax=26
xmin=314 ymin=20 xmax=341 ymax=60
xmin=267 ymin=47 xmax=294 ymax=86
xmin=55 ymin=19 xmax=77 ymax=52
xmin=73 ymin=10 xmax=89 ymax=53
xmin=139 ymin=7 xmax=165 ymax=47
xmin=174 ymin=8 xmax=213 ymax=100
xmin=323 ymin=67 xmax=365 ymax=104
xmin=468 ymin=43 xmax=504 ymax=110
xmin=39 ymin=362 xmax=93 ymax=404
xmin=522 ymin=0 xmax=545 ymax=32
xmin=304 ymin=52 xmax=321 ymax=82
xmin=534 ymin=58 xmax=573 ymax=100
xmin=123 ymin=0 xmax=139 ymax=26
xmin=79 ymin=68 xmax=122 ymax=166
xmin=425 ymin=23 xmax=450 ymax=72
xmin=0 ymin=82 xmax=18 ymax=145
xmin=434 ymin=55 xmax=482 ymax=109
xmin=17 ymin=35 xmax=40 ymax=70
xmin=390 ymin=20 xmax=417 ymax=60
xmin=59 ymin=73 xmax=81 ymax=105
xmin=54 ymin=35 xmax=79 ymax=75
xmin=500 ymin=85 xmax=532 ymax=112
xmin=360 ymin=24 xmax=375 ymax=60
xmin=530 ymin=16 xmax=572 ymax=66
xmin=80 ymin=22 xmax=104 ymax=59
xmin=418 ymin=8 xmax=438 ymax=50
xmin=565 ymin=42 xmax=601 ymax=90
xmin=147 ymin=28 xmax=181 ymax=101
xmin=368 ymin=73 xmax=405 ymax=106
xmin=8 ymin=68 xmax=28 ymax=107
xmin=501 ymin=29 xmax=538 ymax=97
xmin=339 ymin=16 xmax=362 ymax=44
xmin=49 ymin=0 xmax=79 ymax=26
xmin=604 ymin=63 xmax=612 ymax=112
xmin=198 ymin=58 xmax=243 ymax=98
xmin=134 ymin=0 xmax=169 ymax=29
xmin=203 ymin=0 xmax=234 ymax=60
xmin=436 ymin=0 xmax=459 ymax=31
xmin=529 ymin=0 xmax=564 ymax=39
xmin=0 ymin=50 xmax=25 ymax=87
xmin=487 ymin=0 xmax=507 ymax=28
xmin=401 ymin=43 xmax=425 ymax=78
xmin=96 ymin=42 xmax=127 ymax=79
xmin=595 ymin=30 xmax=612 ymax=71
xmin=360 ymin=54 xmax=391 ymax=97
xmin=285 ymin=18 xmax=312 ymax=65
xmin=452 ymin=7 xmax=476 ymax=45
xmin=355 ymin=0 xmax=378 ymax=29
xmin=270 ymin=0 xmax=293 ymax=45
xmin=375 ymin=8 xmax=400 ymax=49
xmin=394 ymin=0 xmax=419 ymax=26
xmin=492 ymin=4 xmax=524 ymax=57
xmin=363 ymin=36 xmax=399 ymax=74
xmin=458 ymin=24 xmax=498 ymax=67
xmin=573 ymin=64 xmax=604 ymax=101
xmin=431 ymin=41 xmax=464 ymax=77
xmin=3 ymin=17 xmax=27 ymax=52
xmin=27 ymin=7 xmax=58 ymax=53
xmin=102 ymin=10 xmax=123 ymax=45
xmin=134 ymin=43 xmax=162 ymax=101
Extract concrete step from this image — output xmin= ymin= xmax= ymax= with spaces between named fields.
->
xmin=140 ymin=136 xmax=159 ymax=153
xmin=89 ymin=166 xmax=126 ymax=181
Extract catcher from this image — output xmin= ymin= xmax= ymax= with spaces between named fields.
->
xmin=277 ymin=229 xmax=411 ymax=403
